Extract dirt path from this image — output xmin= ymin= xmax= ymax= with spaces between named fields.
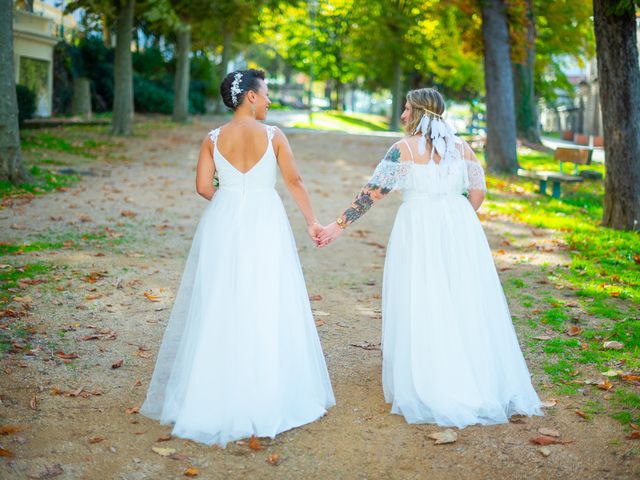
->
xmin=1 ymin=117 xmax=637 ymax=479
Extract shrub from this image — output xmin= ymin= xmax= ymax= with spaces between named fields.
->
xmin=16 ymin=84 xmax=36 ymax=126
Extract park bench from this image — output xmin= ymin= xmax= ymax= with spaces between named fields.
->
xmin=517 ymin=146 xmax=593 ymax=199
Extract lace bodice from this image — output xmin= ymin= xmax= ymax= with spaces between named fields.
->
xmin=208 ymin=125 xmax=277 ymax=192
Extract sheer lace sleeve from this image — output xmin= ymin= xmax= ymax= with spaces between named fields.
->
xmin=462 ymin=141 xmax=486 ymax=192
xmin=339 ymin=142 xmax=411 ymax=226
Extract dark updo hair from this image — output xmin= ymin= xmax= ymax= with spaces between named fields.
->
xmin=219 ymin=69 xmax=266 ymax=110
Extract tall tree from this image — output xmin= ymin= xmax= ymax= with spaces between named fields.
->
xmin=481 ymin=0 xmax=518 ymax=173
xmin=0 ymin=0 xmax=30 ymax=183
xmin=593 ymin=0 xmax=640 ymax=230
xmin=511 ymin=0 xmax=541 ymax=143
xmin=111 ymin=0 xmax=135 ymax=135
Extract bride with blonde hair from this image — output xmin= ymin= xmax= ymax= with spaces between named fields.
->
xmin=318 ymin=88 xmax=543 ymax=427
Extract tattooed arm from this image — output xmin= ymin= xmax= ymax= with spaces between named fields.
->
xmin=316 ymin=142 xmax=407 ymax=247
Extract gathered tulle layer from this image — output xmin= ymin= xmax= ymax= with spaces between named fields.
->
xmin=381 ymin=194 xmax=543 ymax=427
xmin=140 ymin=188 xmax=335 ymax=446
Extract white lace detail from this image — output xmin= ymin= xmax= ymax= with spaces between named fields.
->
xmin=465 ymin=160 xmax=486 ymax=192
xmin=208 ymin=128 xmax=220 ymax=145
xmin=266 ymin=125 xmax=276 ymax=141
xmin=368 ymin=159 xmax=411 ymax=192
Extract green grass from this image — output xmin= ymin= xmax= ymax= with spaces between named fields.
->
xmin=20 ymin=131 xmax=110 ymax=159
xmin=481 ymin=147 xmax=640 ymax=425
xmin=292 ymin=111 xmax=392 ymax=133
xmin=0 ymin=165 xmax=79 ymax=199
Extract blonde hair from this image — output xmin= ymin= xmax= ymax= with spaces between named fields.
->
xmin=404 ymin=88 xmax=446 ymax=135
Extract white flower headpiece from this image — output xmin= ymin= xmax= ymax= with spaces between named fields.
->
xmin=413 ymin=107 xmax=461 ymax=159
xmin=230 ymin=72 xmax=244 ymax=107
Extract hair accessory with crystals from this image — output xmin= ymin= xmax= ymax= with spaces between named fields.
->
xmin=230 ymin=72 xmax=244 ymax=107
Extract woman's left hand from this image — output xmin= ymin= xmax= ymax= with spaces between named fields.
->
xmin=307 ymin=222 xmax=324 ymax=244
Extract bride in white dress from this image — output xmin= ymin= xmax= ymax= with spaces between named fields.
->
xmin=318 ymin=88 xmax=542 ymax=427
xmin=140 ymin=69 xmax=335 ymax=446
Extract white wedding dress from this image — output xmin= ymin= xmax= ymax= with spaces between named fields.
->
xmin=140 ymin=124 xmax=335 ymax=446
xmin=369 ymin=130 xmax=543 ymax=427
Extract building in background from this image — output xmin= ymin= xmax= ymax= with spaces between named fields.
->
xmin=12 ymin=0 xmax=77 ymax=117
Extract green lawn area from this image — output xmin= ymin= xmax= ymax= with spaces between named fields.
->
xmin=480 ymin=147 xmax=639 ymax=425
xmin=292 ymin=110 xmax=393 ymax=133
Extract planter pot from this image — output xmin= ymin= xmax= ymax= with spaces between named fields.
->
xmin=574 ymin=133 xmax=589 ymax=145
xmin=561 ymin=130 xmax=574 ymax=141
xmin=592 ymin=135 xmax=604 ymax=147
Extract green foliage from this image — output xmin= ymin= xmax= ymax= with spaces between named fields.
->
xmin=0 ymin=166 xmax=78 ymax=199
xmin=16 ymin=85 xmax=36 ymax=126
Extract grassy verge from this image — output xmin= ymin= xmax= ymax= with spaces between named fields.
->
xmin=480 ymin=148 xmax=640 ymax=426
xmin=292 ymin=111 xmax=393 ymax=133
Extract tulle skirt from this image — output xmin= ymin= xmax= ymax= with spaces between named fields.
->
xmin=140 ymin=188 xmax=335 ymax=446
xmin=381 ymin=193 xmax=543 ymax=427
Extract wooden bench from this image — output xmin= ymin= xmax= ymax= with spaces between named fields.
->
xmin=517 ymin=146 xmax=593 ymax=198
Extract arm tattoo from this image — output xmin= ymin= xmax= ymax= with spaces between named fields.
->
xmin=338 ymin=144 xmax=402 ymax=226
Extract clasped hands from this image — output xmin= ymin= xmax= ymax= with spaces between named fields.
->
xmin=307 ymin=222 xmax=343 ymax=248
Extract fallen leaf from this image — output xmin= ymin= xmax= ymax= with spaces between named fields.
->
xmin=597 ymin=379 xmax=614 ymax=390
xmin=55 ymin=351 xmax=79 ymax=359
xmin=541 ymin=399 xmax=558 ymax=408
xmin=349 ymin=341 xmax=381 ymax=351
xmin=30 ymin=394 xmax=38 ymax=410
xmin=621 ymin=374 xmax=640 ymax=382
xmin=428 ymin=429 xmax=458 ymax=445
xmin=112 ymin=359 xmax=123 ymax=369
xmin=627 ymin=431 xmax=640 ymax=440
xmin=312 ymin=310 xmax=330 ymax=316
xmin=309 ymin=294 xmax=323 ymax=301
xmin=184 ymin=467 xmax=199 ymax=477
xmin=538 ymin=427 xmax=560 ymax=437
xmin=315 ymin=319 xmax=325 ymax=327
xmin=126 ymin=406 xmax=140 ymax=414
xmin=0 ymin=425 xmax=25 ymax=435
xmin=575 ymin=410 xmax=589 ymax=419
xmin=156 ymin=434 xmax=172 ymax=442
xmin=88 ymin=436 xmax=104 ymax=444
xmin=121 ymin=210 xmax=137 ymax=218
xmin=249 ymin=435 xmax=263 ymax=451
xmin=152 ymin=446 xmax=176 ymax=457
xmin=533 ymin=335 xmax=553 ymax=341
xmin=566 ymin=325 xmax=582 ymax=336
xmin=266 ymin=453 xmax=283 ymax=466
xmin=13 ymin=296 xmax=32 ymax=303
xmin=603 ymin=341 xmax=624 ymax=350
xmin=539 ymin=447 xmax=551 ymax=457
xmin=601 ymin=369 xmax=624 ymax=377
xmin=143 ymin=291 xmax=161 ymax=302
xmin=529 ymin=435 xmax=573 ymax=446
xmin=0 ymin=447 xmax=14 ymax=457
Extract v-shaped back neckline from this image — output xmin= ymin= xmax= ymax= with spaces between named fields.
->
xmin=214 ymin=125 xmax=273 ymax=175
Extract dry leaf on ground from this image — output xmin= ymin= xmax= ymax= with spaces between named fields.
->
xmin=267 ymin=453 xmax=283 ymax=466
xmin=249 ymin=436 xmax=263 ymax=451
xmin=184 ymin=467 xmax=199 ymax=477
xmin=538 ymin=428 xmax=560 ymax=437
xmin=428 ymin=429 xmax=458 ymax=445
xmin=152 ymin=446 xmax=176 ymax=457
xmin=529 ymin=435 xmax=573 ymax=446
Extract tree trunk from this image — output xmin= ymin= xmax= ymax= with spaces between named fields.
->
xmin=513 ymin=0 xmax=541 ymax=144
xmin=0 ymin=0 xmax=30 ymax=184
xmin=481 ymin=0 xmax=518 ymax=173
xmin=593 ymin=0 xmax=640 ymax=231
xmin=389 ymin=56 xmax=402 ymax=131
xmin=216 ymin=29 xmax=233 ymax=113
xmin=102 ymin=14 xmax=111 ymax=47
xmin=172 ymin=24 xmax=191 ymax=123
xmin=72 ymin=77 xmax=92 ymax=119
xmin=111 ymin=0 xmax=134 ymax=136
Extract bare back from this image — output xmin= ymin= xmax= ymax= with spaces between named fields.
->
xmin=215 ymin=122 xmax=271 ymax=174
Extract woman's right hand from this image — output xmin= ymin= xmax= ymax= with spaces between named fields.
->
xmin=317 ymin=222 xmax=343 ymax=248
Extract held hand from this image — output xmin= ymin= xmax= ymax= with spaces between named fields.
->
xmin=307 ymin=222 xmax=324 ymax=244
xmin=316 ymin=222 xmax=343 ymax=248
